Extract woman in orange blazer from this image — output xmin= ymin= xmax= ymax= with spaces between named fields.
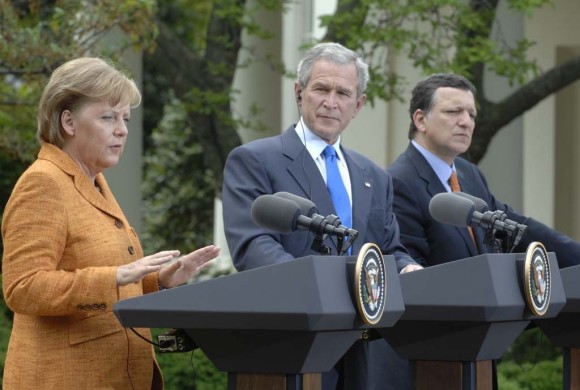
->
xmin=1 ymin=58 xmax=220 ymax=389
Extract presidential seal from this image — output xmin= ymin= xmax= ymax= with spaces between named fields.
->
xmin=524 ymin=242 xmax=551 ymax=316
xmin=354 ymin=243 xmax=386 ymax=325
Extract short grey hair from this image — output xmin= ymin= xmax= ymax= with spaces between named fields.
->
xmin=296 ymin=42 xmax=369 ymax=97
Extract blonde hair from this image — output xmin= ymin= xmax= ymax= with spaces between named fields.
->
xmin=37 ymin=57 xmax=141 ymax=147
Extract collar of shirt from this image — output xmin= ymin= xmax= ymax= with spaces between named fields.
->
xmin=294 ymin=120 xmax=352 ymax=201
xmin=411 ymin=140 xmax=456 ymax=192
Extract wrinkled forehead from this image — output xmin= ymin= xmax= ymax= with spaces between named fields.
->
xmin=309 ymin=61 xmax=359 ymax=90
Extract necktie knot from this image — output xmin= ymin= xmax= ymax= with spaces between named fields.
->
xmin=322 ymin=145 xmax=337 ymax=160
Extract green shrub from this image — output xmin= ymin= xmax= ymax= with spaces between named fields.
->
xmin=498 ymin=357 xmax=562 ymax=390
xmin=152 ymin=329 xmax=227 ymax=389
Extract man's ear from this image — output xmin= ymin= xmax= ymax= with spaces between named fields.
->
xmin=61 ymin=110 xmax=75 ymax=136
xmin=412 ymin=109 xmax=427 ymax=133
xmin=351 ymin=94 xmax=366 ymax=118
xmin=294 ymin=81 xmax=303 ymax=104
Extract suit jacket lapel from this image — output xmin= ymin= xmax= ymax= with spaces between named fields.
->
xmin=282 ymin=128 xmax=336 ymax=217
xmin=405 ymin=144 xmax=478 ymax=256
xmin=38 ymin=144 xmax=125 ymax=222
xmin=456 ymin=168 xmax=476 ymax=195
xmin=405 ymin=145 xmax=446 ymax=197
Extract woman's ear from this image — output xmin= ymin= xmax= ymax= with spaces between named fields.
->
xmin=61 ymin=110 xmax=75 ymax=136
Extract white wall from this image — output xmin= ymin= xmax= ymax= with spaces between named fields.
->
xmin=477 ymin=0 xmax=525 ymax=211
xmin=525 ymin=0 xmax=580 ymax=236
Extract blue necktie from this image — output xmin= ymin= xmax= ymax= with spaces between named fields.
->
xmin=322 ymin=145 xmax=352 ymax=230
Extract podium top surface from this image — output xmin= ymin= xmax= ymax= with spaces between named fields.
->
xmin=556 ymin=263 xmax=580 ymax=311
xmin=398 ymin=252 xmax=564 ymax=322
xmin=113 ymin=255 xmax=404 ymax=330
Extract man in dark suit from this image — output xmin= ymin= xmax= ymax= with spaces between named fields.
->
xmin=387 ymin=72 xmax=580 ymax=268
xmin=222 ymin=42 xmax=422 ymax=390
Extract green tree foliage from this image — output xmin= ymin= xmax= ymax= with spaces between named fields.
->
xmin=141 ymin=97 xmax=216 ymax=254
xmin=0 ymin=0 xmax=157 ymax=161
xmin=142 ymin=0 xmax=285 ymax=193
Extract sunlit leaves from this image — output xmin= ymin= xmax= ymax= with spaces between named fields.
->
xmin=321 ymin=0 xmax=548 ymax=103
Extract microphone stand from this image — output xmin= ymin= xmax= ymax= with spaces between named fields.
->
xmin=325 ymin=215 xmax=345 ymax=255
xmin=309 ymin=214 xmax=332 ymax=255
xmin=309 ymin=214 xmax=360 ymax=256
xmin=481 ymin=211 xmax=504 ymax=253
xmin=325 ymin=214 xmax=359 ymax=256
xmin=480 ymin=211 xmax=527 ymax=253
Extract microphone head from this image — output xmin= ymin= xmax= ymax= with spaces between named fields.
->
xmin=274 ymin=192 xmax=317 ymax=217
xmin=429 ymin=192 xmax=476 ymax=227
xmin=452 ymin=191 xmax=489 ymax=213
xmin=251 ymin=194 xmax=301 ymax=234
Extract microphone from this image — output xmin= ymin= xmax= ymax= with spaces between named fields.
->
xmin=274 ymin=191 xmax=351 ymax=231
xmin=274 ymin=191 xmax=316 ymax=217
xmin=251 ymin=194 xmax=301 ymax=234
xmin=452 ymin=191 xmax=489 ymax=213
xmin=251 ymin=194 xmax=356 ymax=238
xmin=429 ymin=192 xmax=475 ymax=227
xmin=429 ymin=192 xmax=527 ymax=238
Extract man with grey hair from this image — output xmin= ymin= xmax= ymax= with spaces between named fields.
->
xmin=223 ymin=42 xmax=421 ymax=389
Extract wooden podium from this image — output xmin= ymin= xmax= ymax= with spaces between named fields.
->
xmin=113 ymin=254 xmax=405 ymax=390
xmin=535 ymin=264 xmax=580 ymax=390
xmin=377 ymin=253 xmax=565 ymax=390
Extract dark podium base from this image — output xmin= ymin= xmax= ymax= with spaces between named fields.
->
xmin=381 ymin=253 xmax=565 ymax=390
xmin=564 ymin=348 xmax=580 ymax=390
xmin=412 ymin=361 xmax=492 ymax=390
xmin=534 ymin=264 xmax=580 ymax=389
xmin=228 ymin=373 xmax=321 ymax=390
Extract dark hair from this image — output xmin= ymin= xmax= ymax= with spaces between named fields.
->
xmin=408 ymin=73 xmax=476 ymax=139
